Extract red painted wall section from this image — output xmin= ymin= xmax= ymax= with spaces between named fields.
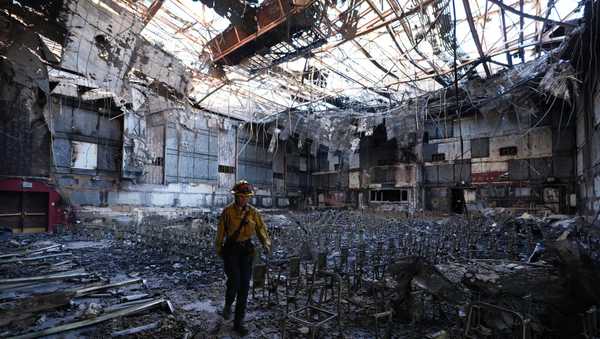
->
xmin=0 ymin=178 xmax=67 ymax=233
xmin=471 ymin=171 xmax=507 ymax=183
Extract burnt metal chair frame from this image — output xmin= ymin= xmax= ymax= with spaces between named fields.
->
xmin=281 ymin=271 xmax=342 ymax=339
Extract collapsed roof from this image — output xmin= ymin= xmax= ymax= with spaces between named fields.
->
xmin=3 ymin=0 xmax=584 ymax=132
xmin=129 ymin=0 xmax=582 ymax=120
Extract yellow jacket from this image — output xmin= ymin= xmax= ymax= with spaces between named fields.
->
xmin=215 ymin=203 xmax=271 ymax=256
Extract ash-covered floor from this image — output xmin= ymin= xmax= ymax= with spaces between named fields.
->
xmin=1 ymin=209 xmax=600 ymax=338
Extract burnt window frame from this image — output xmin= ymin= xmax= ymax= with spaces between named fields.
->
xmin=471 ymin=137 xmax=490 ymax=158
xmin=218 ymin=165 xmax=236 ymax=174
xmin=499 ymin=146 xmax=518 ymax=156
xmin=370 ymin=189 xmax=410 ymax=203
xmin=431 ymin=153 xmax=446 ymax=162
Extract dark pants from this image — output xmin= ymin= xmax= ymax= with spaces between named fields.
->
xmin=223 ymin=251 xmax=253 ymax=325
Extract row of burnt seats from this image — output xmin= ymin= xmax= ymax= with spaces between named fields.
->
xmin=251 ymin=245 xmax=396 ymax=338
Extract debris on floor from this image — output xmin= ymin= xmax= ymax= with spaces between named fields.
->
xmin=0 ymin=238 xmax=178 ymax=338
xmin=1 ymin=210 xmax=599 ymax=338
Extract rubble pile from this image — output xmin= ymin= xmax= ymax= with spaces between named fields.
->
xmin=0 ymin=238 xmax=182 ymax=338
xmin=1 ymin=209 xmax=599 ymax=338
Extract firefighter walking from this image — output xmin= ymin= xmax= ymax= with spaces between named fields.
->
xmin=215 ymin=180 xmax=271 ymax=336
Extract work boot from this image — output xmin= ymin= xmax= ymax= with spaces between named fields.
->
xmin=233 ymin=323 xmax=249 ymax=337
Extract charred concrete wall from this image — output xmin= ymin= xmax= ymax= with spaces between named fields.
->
xmin=3 ymin=0 xmax=596 ymax=222
xmin=0 ymin=12 xmax=54 ymax=178
xmin=579 ymin=87 xmax=600 ymax=219
xmin=0 ymin=0 xmax=341 ymax=227
xmin=47 ymin=97 xmax=122 ymax=206
xmin=0 ymin=58 xmax=51 ymax=178
xmin=47 ymin=94 xmax=315 ymax=213
xmin=39 ymin=95 xmax=345 ymax=228
xmin=60 ymin=0 xmax=145 ymax=97
xmin=311 ymin=145 xmax=350 ymax=207
xmin=237 ymin=126 xmax=274 ymax=207
xmin=574 ymin=0 xmax=600 ymax=221
xmin=265 ymin=112 xmax=356 ymax=208
xmin=347 ymin=65 xmax=579 ymax=214
xmin=419 ymin=105 xmax=576 ymax=214
xmin=282 ymin=137 xmax=312 ymax=207
xmin=355 ymin=123 xmax=418 ymax=212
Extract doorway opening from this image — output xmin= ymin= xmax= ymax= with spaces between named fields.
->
xmin=0 ymin=191 xmax=49 ymax=233
xmin=451 ymin=188 xmax=465 ymax=214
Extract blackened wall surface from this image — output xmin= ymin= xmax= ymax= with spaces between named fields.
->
xmin=0 ymin=52 xmax=51 ymax=177
xmin=238 ymin=127 xmax=273 ymax=189
xmin=50 ymin=98 xmax=122 ymax=177
xmin=420 ymin=102 xmax=577 ymax=214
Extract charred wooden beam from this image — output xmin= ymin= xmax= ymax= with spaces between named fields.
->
xmin=8 ymin=298 xmax=170 ymax=339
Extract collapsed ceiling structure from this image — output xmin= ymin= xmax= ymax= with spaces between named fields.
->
xmin=113 ymin=0 xmax=582 ymax=122
xmin=3 ymin=1 xmax=600 ymax=338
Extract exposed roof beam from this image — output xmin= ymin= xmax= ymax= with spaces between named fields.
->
xmin=324 ymin=0 xmax=438 ymax=51
xmin=462 ymin=0 xmax=492 ymax=77
xmin=327 ymin=0 xmax=431 ymax=88
xmin=362 ymin=0 xmax=406 ymax=80
xmin=366 ymin=0 xmax=450 ymax=87
xmin=499 ymin=1 xmax=514 ymax=66
xmin=385 ymin=34 xmax=566 ymax=85
xmin=144 ymin=0 xmax=164 ymax=24
xmin=537 ymin=0 xmax=556 ymax=56
xmin=312 ymin=55 xmax=396 ymax=101
xmin=487 ymin=0 xmax=577 ymax=27
xmin=324 ymin=2 xmax=406 ymax=85
xmin=353 ymin=42 xmax=399 ymax=80
xmin=519 ymin=0 xmax=525 ymax=62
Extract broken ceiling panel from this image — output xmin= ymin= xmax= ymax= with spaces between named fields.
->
xmin=53 ymin=0 xmax=584 ymax=123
